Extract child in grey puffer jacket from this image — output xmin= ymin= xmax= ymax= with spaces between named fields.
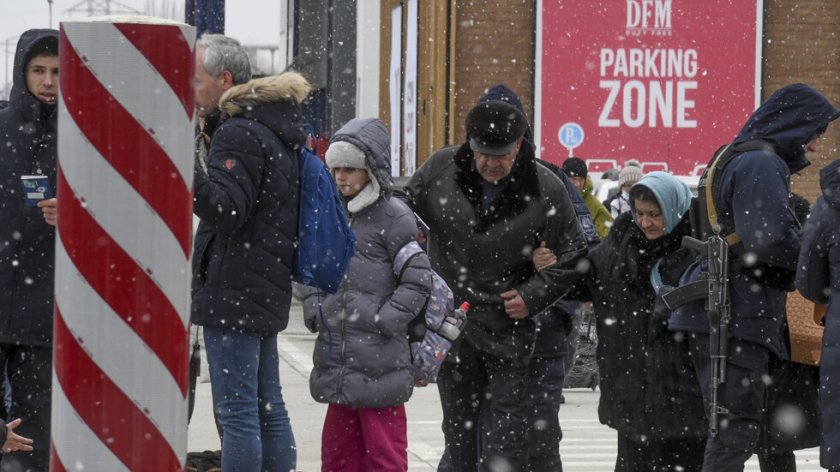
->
xmin=302 ymin=118 xmax=432 ymax=472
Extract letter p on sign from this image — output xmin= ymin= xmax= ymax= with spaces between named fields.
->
xmin=558 ymin=122 xmax=584 ymax=157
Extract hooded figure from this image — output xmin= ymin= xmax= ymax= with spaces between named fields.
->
xmin=0 ymin=29 xmax=59 ymax=347
xmin=0 ymin=28 xmax=59 ymax=472
xmin=670 ymin=83 xmax=840 ymax=469
xmin=796 ymin=158 xmax=840 ymax=470
xmin=305 ymin=117 xmax=431 ymax=409
xmin=303 ymin=118 xmax=432 ymax=471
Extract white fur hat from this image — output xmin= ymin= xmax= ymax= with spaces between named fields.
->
xmin=325 ymin=141 xmax=381 ymax=213
xmin=326 ymin=141 xmax=366 ymax=170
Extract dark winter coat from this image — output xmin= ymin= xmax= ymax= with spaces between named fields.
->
xmin=0 ymin=29 xmax=59 ymax=347
xmin=405 ymin=141 xmax=588 ymax=360
xmin=577 ymin=212 xmax=706 ymax=440
xmin=303 ymin=118 xmax=432 ymax=408
xmin=671 ymin=84 xmax=840 ymax=357
xmin=795 ymin=158 xmax=840 ymax=468
xmin=191 ymin=73 xmax=308 ymax=336
xmin=533 ymin=160 xmax=598 ymax=358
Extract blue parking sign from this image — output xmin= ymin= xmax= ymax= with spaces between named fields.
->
xmin=558 ymin=122 xmax=585 ymax=149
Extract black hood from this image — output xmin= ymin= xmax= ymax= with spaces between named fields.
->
xmin=820 ymin=158 xmax=840 ymax=210
xmin=734 ymin=83 xmax=840 ymax=174
xmin=8 ymin=29 xmax=59 ymax=119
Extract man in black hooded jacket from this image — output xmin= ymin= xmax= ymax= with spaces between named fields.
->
xmin=0 ymin=28 xmax=60 ymax=471
xmin=671 ymin=83 xmax=840 ymax=471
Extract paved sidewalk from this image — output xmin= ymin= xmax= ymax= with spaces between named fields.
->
xmin=186 ymin=300 xmax=446 ymax=471
xmin=186 ymin=300 xmax=823 ymax=471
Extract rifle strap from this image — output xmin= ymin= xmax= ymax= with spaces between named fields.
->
xmin=704 ymin=140 xmax=775 ymax=247
xmin=704 ymin=144 xmax=736 ymax=242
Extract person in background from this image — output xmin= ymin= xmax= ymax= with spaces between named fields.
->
xmin=191 ymin=71 xmax=309 ymax=471
xmin=0 ymin=28 xmax=59 ymax=471
xmin=609 ymin=161 xmax=643 ymax=218
xmin=303 ymin=117 xmax=432 ymax=472
xmin=562 ymin=156 xmax=613 ymax=238
xmin=796 ymin=157 xmax=840 ymax=472
xmin=755 ymin=192 xmax=820 ymax=472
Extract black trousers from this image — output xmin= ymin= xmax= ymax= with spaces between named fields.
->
xmin=437 ymin=340 xmax=531 ymax=472
xmin=525 ymin=355 xmax=566 ymax=472
xmin=437 ymin=353 xmax=567 ymax=472
xmin=0 ymin=344 xmax=52 ymax=472
xmin=689 ymin=334 xmax=770 ymax=472
xmin=615 ymin=432 xmax=705 ymax=472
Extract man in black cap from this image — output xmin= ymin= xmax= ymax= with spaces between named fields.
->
xmin=406 ymin=85 xmax=587 ymax=471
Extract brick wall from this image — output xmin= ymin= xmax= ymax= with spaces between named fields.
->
xmin=764 ymin=0 xmax=840 ymax=203
xmin=446 ymin=1 xmax=840 ymax=204
xmin=452 ymin=0 xmax=534 ymax=145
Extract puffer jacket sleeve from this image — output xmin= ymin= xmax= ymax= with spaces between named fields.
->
xmin=300 ymin=286 xmax=325 ymax=333
xmin=796 ymin=199 xmax=833 ymax=304
xmin=193 ymin=121 xmax=266 ymax=234
xmin=377 ymin=207 xmax=432 ymax=337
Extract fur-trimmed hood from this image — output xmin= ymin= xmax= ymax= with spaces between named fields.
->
xmin=215 ymin=72 xmax=311 ymax=152
xmin=220 ymin=72 xmax=311 ymax=116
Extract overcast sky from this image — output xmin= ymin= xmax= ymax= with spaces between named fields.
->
xmin=1 ymin=0 xmax=281 ymax=96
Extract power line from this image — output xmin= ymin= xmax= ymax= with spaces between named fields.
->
xmin=63 ymin=0 xmax=141 ymax=17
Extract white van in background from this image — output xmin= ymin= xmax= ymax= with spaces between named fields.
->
xmin=593 ymin=173 xmax=700 ymax=206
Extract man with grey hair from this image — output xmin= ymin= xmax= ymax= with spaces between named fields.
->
xmin=194 ymin=33 xmax=252 ymax=168
xmin=187 ymin=33 xmax=251 ymax=440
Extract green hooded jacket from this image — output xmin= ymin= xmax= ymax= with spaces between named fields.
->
xmin=582 ymin=177 xmax=613 ymax=239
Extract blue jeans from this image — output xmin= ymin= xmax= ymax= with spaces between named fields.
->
xmin=204 ymin=327 xmax=296 ymax=472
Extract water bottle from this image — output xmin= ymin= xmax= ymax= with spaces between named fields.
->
xmin=437 ymin=301 xmax=470 ymax=342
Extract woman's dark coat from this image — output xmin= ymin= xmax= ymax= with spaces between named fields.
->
xmin=0 ymin=29 xmax=59 ymax=347
xmin=579 ymin=212 xmax=706 ymax=440
xmin=796 ymin=158 xmax=840 ymax=468
xmin=191 ymin=73 xmax=308 ymax=336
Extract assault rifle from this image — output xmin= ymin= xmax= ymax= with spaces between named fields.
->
xmin=662 ymin=227 xmax=732 ymax=437
xmin=675 ymin=232 xmax=731 ymax=437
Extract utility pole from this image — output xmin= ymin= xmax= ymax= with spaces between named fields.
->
xmin=4 ymin=35 xmax=16 ymax=99
xmin=48 ymin=0 xmax=54 ymax=28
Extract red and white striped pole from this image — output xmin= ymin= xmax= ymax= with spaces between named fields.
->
xmin=53 ymin=18 xmax=195 ymax=471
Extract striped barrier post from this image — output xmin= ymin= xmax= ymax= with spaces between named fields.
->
xmin=52 ymin=18 xmax=195 ymax=471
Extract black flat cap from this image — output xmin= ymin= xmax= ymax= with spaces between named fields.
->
xmin=465 ymin=100 xmax=527 ymax=155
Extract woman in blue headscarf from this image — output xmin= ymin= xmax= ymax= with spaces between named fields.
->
xmin=539 ymin=172 xmax=706 ymax=471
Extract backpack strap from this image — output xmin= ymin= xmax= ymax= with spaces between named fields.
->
xmin=393 ymin=241 xmax=425 ymax=282
xmin=394 ymin=241 xmax=430 ymax=343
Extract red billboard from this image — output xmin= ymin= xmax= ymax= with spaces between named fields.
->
xmin=537 ymin=0 xmax=762 ymax=175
